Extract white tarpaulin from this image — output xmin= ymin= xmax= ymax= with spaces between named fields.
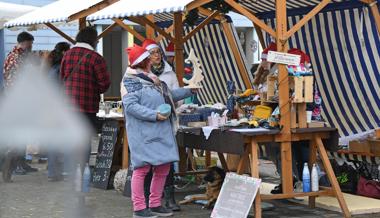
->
xmin=0 ymin=2 xmax=37 ymax=29
xmin=87 ymin=0 xmax=193 ymax=21
xmin=4 ymin=0 xmax=104 ymax=28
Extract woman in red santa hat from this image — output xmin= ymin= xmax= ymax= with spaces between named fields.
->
xmin=122 ymin=45 xmax=194 ymax=218
xmin=142 ymin=39 xmax=182 ymax=211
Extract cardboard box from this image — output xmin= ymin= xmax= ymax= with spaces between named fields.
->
xmin=349 ymin=140 xmax=371 ymax=153
xmin=369 ymin=139 xmax=380 ymax=155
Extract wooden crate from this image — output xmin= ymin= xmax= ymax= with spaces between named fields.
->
xmin=369 ymin=139 xmax=380 ymax=155
xmin=289 ymin=76 xmax=314 ymax=103
xmin=349 ymin=140 xmax=371 ymax=153
xmin=266 ymin=75 xmax=277 ymax=101
xmin=308 ymin=121 xmax=325 ymax=128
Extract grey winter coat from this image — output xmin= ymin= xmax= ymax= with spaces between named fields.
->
xmin=122 ymin=69 xmax=192 ymax=169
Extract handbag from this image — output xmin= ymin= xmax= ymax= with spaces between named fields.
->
xmin=356 ymin=176 xmax=380 ymax=199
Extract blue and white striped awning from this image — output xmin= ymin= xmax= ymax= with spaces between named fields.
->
xmin=4 ymin=0 xmax=104 ymax=28
xmin=87 ymin=0 xmax=193 ymax=22
xmin=157 ymin=19 xmax=252 ymax=104
xmin=264 ymin=3 xmax=380 ymax=138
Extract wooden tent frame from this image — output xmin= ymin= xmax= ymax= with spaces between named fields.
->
xmin=8 ymin=1 xmax=380 ymax=217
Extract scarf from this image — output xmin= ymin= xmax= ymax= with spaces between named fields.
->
xmin=135 ymin=73 xmax=176 ymax=118
xmin=151 ymin=60 xmax=165 ymax=77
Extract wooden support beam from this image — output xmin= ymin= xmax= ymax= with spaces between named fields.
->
xmin=261 ymin=190 xmax=334 ymax=200
xmin=183 ymin=10 xmax=219 ymax=43
xmin=254 ymin=23 xmax=266 ymax=49
xmin=97 ymin=22 xmax=118 ymax=40
xmin=174 ymin=12 xmax=185 ymax=87
xmin=113 ymin=18 xmax=146 ymax=42
xmin=186 ymin=0 xmax=214 ymax=11
xmin=250 ymin=140 xmax=261 ymax=218
xmin=315 ymin=137 xmax=351 ymax=218
xmin=155 ymin=25 xmax=174 ymax=43
xmin=68 ymin=0 xmax=119 ymax=21
xmin=79 ymin=17 xmax=86 ymax=30
xmin=198 ymin=7 xmax=222 ymax=20
xmin=221 ymin=18 xmax=252 ymax=89
xmin=145 ymin=15 xmax=155 ymax=39
xmin=225 ymin=0 xmax=276 ymax=38
xmin=45 ymin=23 xmax=75 ymax=44
xmin=129 ymin=17 xmax=175 ymax=42
xmin=284 ymin=0 xmax=331 ymax=40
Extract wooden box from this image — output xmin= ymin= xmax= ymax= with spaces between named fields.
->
xmin=266 ymin=75 xmax=277 ymax=101
xmin=307 ymin=121 xmax=325 ymax=128
xmin=375 ymin=129 xmax=380 ymax=139
xmin=349 ymin=140 xmax=371 ymax=153
xmin=289 ymin=76 xmax=314 ymax=103
xmin=369 ymin=139 xmax=380 ymax=155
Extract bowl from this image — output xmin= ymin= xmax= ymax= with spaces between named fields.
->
xmin=157 ymin=104 xmax=171 ymax=117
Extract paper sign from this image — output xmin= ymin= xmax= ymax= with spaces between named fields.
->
xmin=211 ymin=173 xmax=261 ymax=218
xmin=267 ymin=51 xmax=301 ymax=66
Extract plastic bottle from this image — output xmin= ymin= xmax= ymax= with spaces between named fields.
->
xmin=82 ymin=163 xmax=91 ymax=193
xmin=311 ymin=164 xmax=319 ymax=192
xmin=75 ymin=164 xmax=82 ymax=192
xmin=302 ymin=163 xmax=311 ymax=192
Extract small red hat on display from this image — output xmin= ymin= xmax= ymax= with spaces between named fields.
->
xmin=142 ymin=39 xmax=160 ymax=51
xmin=261 ymin=42 xmax=277 ymax=61
xmin=288 ymin=48 xmax=311 ymax=67
xmin=165 ymin=42 xmax=175 ymax=57
xmin=125 ymin=45 xmax=150 ymax=67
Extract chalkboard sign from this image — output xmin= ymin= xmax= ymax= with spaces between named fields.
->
xmin=211 ymin=173 xmax=261 ymax=218
xmin=92 ymin=120 xmax=119 ymax=189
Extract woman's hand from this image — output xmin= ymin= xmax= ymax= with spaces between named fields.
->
xmin=190 ymin=88 xmax=199 ymax=94
xmin=156 ymin=113 xmax=168 ymax=121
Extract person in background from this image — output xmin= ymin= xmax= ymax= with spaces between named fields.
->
xmin=46 ymin=42 xmax=71 ymax=181
xmin=2 ymin=31 xmax=38 ymax=182
xmin=60 ymin=27 xmax=110 ymax=173
xmin=165 ymin=42 xmax=175 ymax=69
xmin=123 ymin=45 xmax=195 ymax=218
xmin=143 ymin=39 xmax=179 ymax=91
xmin=142 ymin=39 xmax=181 ymax=211
xmin=47 ymin=42 xmax=70 ymax=81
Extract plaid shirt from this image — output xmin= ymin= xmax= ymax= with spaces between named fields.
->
xmin=60 ymin=45 xmax=110 ymax=113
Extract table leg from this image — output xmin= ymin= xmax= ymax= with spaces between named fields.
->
xmin=237 ymin=148 xmax=249 ymax=175
xmin=178 ymin=147 xmax=187 ymax=173
xmin=315 ymin=137 xmax=351 ymax=218
xmin=218 ymin=153 xmax=229 ymax=172
xmin=308 ymin=139 xmax=317 ymax=208
xmin=122 ymin=130 xmax=129 ymax=169
xmin=281 ymin=142 xmax=293 ymax=194
xmin=206 ymin=151 xmax=211 ymax=168
xmin=251 ymin=140 xmax=261 ymax=218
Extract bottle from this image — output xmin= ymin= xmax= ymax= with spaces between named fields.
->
xmin=302 ymin=163 xmax=311 ymax=192
xmin=82 ymin=163 xmax=91 ymax=193
xmin=311 ymin=164 xmax=319 ymax=192
xmin=75 ymin=164 xmax=82 ymax=192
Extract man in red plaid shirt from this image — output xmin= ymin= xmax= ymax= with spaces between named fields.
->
xmin=60 ymin=27 xmax=110 ymax=170
xmin=61 ymin=27 xmax=110 ymax=115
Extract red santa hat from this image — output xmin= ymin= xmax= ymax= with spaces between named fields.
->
xmin=261 ymin=42 xmax=277 ymax=61
xmin=142 ymin=39 xmax=159 ymax=51
xmin=288 ymin=48 xmax=311 ymax=67
xmin=125 ymin=45 xmax=150 ymax=67
xmin=165 ymin=42 xmax=175 ymax=57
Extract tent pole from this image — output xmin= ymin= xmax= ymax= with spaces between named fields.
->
xmin=183 ymin=10 xmax=220 ymax=43
xmin=79 ymin=17 xmax=86 ymax=30
xmin=276 ymin=0 xmax=293 ymax=197
xmin=129 ymin=17 xmax=175 ymax=42
xmin=145 ymin=15 xmax=155 ymax=39
xmin=97 ymin=22 xmax=118 ymax=40
xmin=369 ymin=1 xmax=380 ymax=36
xmin=174 ymin=12 xmax=184 ymax=87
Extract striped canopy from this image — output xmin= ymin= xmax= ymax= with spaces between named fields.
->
xmin=264 ymin=2 xmax=380 ymax=139
xmin=156 ymin=19 xmax=251 ymax=105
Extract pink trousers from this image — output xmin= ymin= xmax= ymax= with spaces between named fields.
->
xmin=131 ymin=163 xmax=170 ymax=211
